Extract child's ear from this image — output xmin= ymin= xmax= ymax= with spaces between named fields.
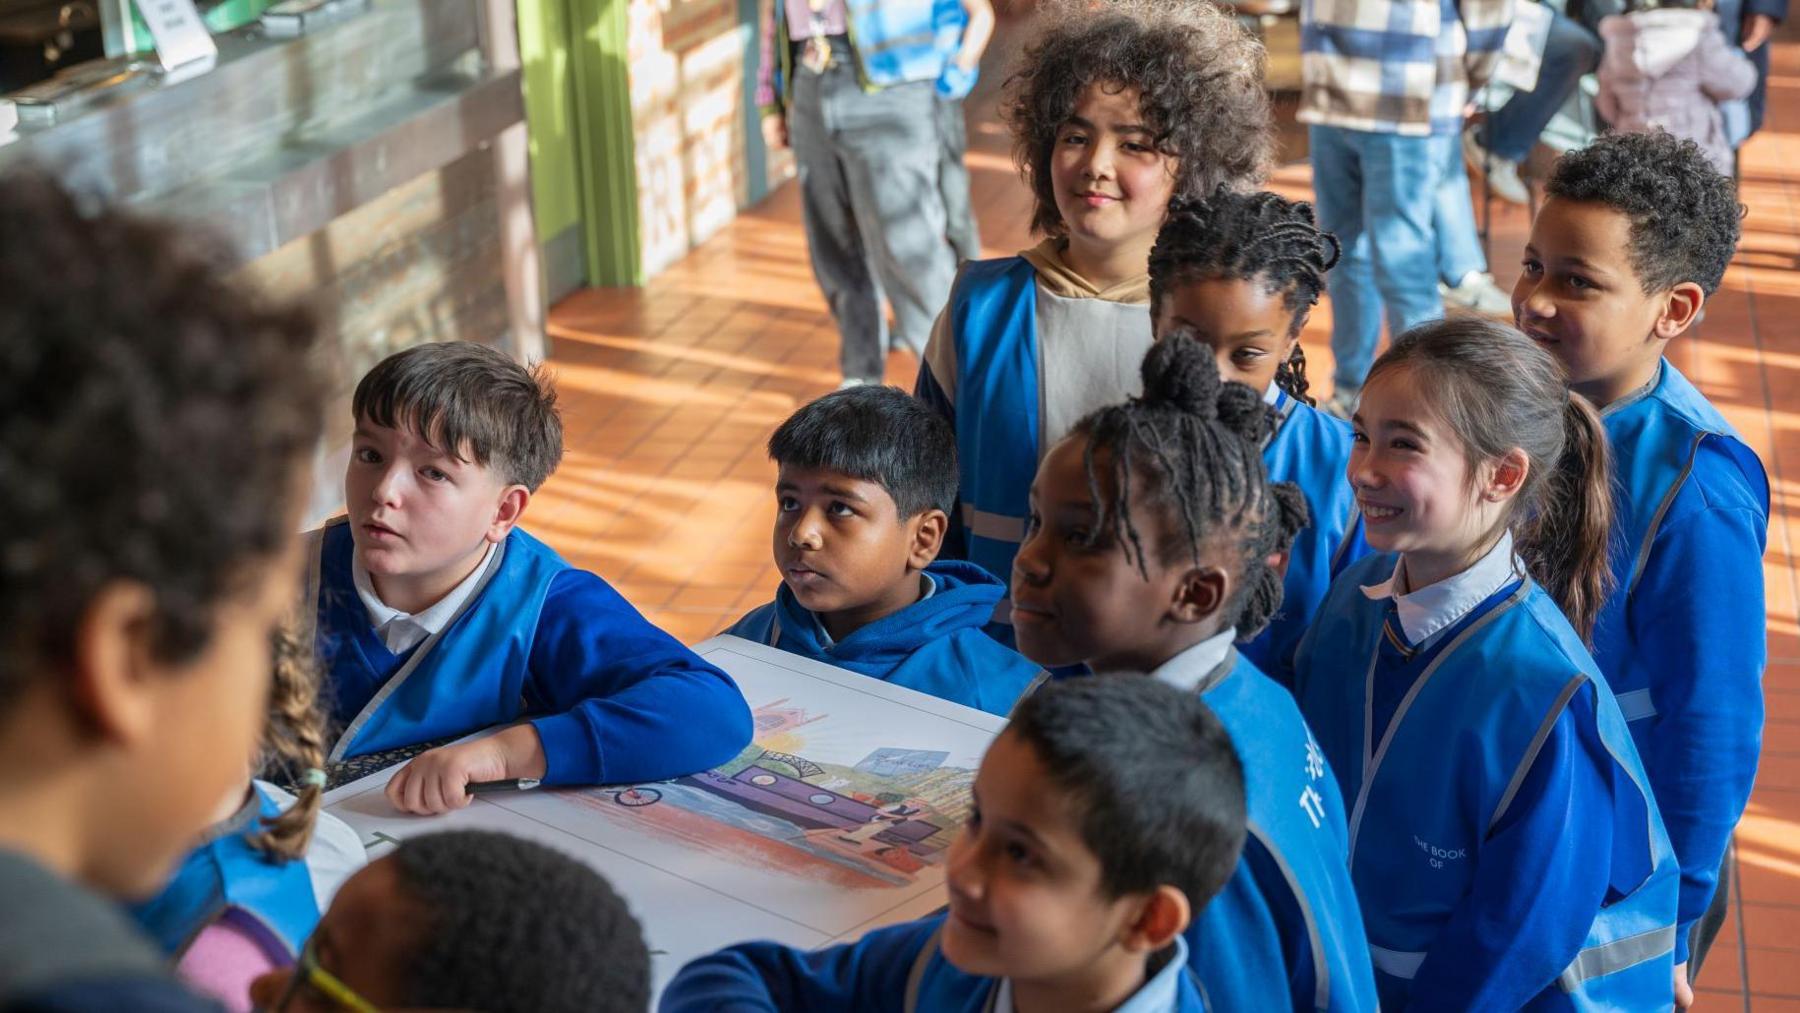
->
xmin=1123 ymin=885 xmax=1191 ymax=953
xmin=1170 ymin=566 xmax=1228 ymax=625
xmin=1482 ymin=448 xmax=1531 ymax=503
xmin=1654 ymin=282 xmax=1706 ymax=341
xmin=69 ymin=581 xmax=163 ymax=744
xmin=908 ymin=509 xmax=950 ymax=569
xmin=487 ymin=485 xmax=531 ymax=543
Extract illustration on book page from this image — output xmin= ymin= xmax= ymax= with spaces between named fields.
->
xmin=322 ymin=636 xmax=1007 ymax=992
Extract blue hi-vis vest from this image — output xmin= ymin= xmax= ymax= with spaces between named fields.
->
xmin=130 ymin=784 xmax=320 ymax=958
xmin=310 ymin=518 xmax=569 ymax=762
xmin=947 ymin=258 xmax=1042 ymax=635
xmin=1188 ymin=650 xmax=1379 ymax=1012
xmin=1594 ymin=361 xmax=1770 ymax=731
xmin=1243 ymin=392 xmax=1367 ymax=685
xmin=771 ymin=0 xmax=968 ymax=102
xmin=1299 ymin=556 xmax=1680 ymax=1008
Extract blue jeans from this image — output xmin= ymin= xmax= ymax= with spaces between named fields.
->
xmin=1435 ymin=138 xmax=1488 ymax=286
xmin=1310 ymin=125 xmax=1451 ymax=393
xmin=1476 ymin=9 xmax=1601 ymax=162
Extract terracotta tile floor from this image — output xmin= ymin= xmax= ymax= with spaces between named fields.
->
xmin=534 ymin=12 xmax=1800 ymax=1007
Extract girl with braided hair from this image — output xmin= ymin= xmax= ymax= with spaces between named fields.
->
xmin=1010 ymin=334 xmax=1378 ymax=1012
xmin=1148 ymin=188 xmax=1368 ymax=686
xmin=131 ymin=622 xmax=367 ymax=1011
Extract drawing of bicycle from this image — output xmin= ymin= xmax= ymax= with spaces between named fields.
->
xmin=603 ymin=786 xmax=663 ymax=807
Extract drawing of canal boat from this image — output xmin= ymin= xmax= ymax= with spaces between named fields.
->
xmin=678 ymin=764 xmax=946 ymax=862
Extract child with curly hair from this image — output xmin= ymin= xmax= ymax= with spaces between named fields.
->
xmin=1516 ymin=132 xmax=1766 ymax=1004
xmin=0 ymin=169 xmax=323 ymax=1010
xmin=915 ymin=0 xmax=1272 ymax=643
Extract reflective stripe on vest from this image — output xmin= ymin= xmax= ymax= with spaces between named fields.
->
xmin=1616 ymin=688 xmax=1658 ymax=722
xmin=1557 ymin=925 xmax=1677 ymax=991
xmin=1369 ymin=945 xmax=1427 ymax=980
xmin=961 ymin=503 xmax=1027 ymax=544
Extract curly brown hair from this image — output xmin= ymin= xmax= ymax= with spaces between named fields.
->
xmin=1004 ymin=0 xmax=1273 ymax=239
xmin=0 ymin=169 xmax=324 ymax=712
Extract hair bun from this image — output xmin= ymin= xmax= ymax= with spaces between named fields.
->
xmin=1141 ymin=329 xmax=1222 ymax=418
xmin=1214 ymin=381 xmax=1269 ymax=444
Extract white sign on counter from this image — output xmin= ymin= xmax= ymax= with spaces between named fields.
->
xmin=135 ymin=0 xmax=217 ymax=73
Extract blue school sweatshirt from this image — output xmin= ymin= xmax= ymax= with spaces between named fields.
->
xmin=311 ymin=521 xmax=753 ymax=785
xmin=659 ymin=912 xmax=1205 ymax=1012
xmin=725 ymin=560 xmax=1044 ymax=716
xmin=1593 ymin=361 xmax=1769 ymax=964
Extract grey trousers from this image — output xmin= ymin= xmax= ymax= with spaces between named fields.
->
xmin=936 ymin=96 xmax=981 ymax=263
xmin=787 ymin=42 xmax=956 ymax=382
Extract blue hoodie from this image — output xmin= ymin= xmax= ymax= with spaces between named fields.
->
xmin=725 ymin=560 xmax=1044 ymax=716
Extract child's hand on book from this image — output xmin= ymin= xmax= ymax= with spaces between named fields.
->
xmin=386 ymin=725 xmax=547 ymax=815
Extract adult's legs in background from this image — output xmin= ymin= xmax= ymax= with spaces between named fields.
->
xmin=936 ymin=96 xmax=982 ymax=262
xmin=1311 ymin=125 xmax=1449 ymax=407
xmin=835 ymin=78 xmax=957 ymax=365
xmin=1468 ymin=10 xmax=1602 ymax=198
xmin=1435 ymin=133 xmax=1512 ymax=316
xmin=788 ymin=58 xmax=889 ymax=384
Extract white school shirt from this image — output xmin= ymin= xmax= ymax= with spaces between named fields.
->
xmin=352 ymin=542 xmax=498 ymax=655
xmin=1148 ymin=629 xmax=1239 ymax=693
xmin=1359 ymin=531 xmax=1524 ymax=645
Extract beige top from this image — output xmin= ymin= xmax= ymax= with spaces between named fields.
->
xmin=922 ymin=239 xmax=1153 ymax=456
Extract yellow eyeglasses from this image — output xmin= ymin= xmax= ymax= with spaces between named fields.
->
xmin=270 ymin=937 xmax=381 ymax=1013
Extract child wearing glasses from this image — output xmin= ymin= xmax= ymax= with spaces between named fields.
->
xmin=250 ymin=830 xmax=649 ymax=1013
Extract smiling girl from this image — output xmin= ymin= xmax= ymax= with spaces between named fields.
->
xmin=1292 ymin=318 xmax=1681 ymax=1009
xmin=914 ymin=0 xmax=1271 ymax=642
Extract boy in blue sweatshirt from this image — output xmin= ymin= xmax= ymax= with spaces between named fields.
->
xmin=1514 ymin=131 xmax=1769 ymax=1003
xmin=311 ymin=342 xmax=753 ymax=816
xmin=660 ymin=675 xmax=1247 ymax=1012
xmin=725 ymin=385 xmax=1043 ymax=715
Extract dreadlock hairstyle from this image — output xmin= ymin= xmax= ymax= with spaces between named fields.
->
xmin=248 ymin=620 xmax=329 ymax=861
xmin=1148 ymin=189 xmax=1343 ymax=406
xmin=1069 ymin=331 xmax=1310 ymax=639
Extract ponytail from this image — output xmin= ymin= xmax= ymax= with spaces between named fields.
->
xmin=248 ymin=621 xmax=328 ymax=861
xmin=1518 ymin=393 xmax=1616 ymax=641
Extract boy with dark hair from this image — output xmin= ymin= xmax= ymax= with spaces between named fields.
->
xmin=1513 ymin=129 xmax=1767 ymax=1005
xmin=250 ymin=829 xmax=650 ymax=1013
xmin=0 ymin=170 xmax=323 ymax=1010
xmin=661 ymin=675 xmax=1246 ymax=1012
xmin=312 ymin=341 xmax=753 ymax=817
xmin=726 ymin=386 xmax=1042 ymax=715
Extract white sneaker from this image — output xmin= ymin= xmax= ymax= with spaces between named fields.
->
xmin=1440 ymin=271 xmax=1514 ymax=319
xmin=837 ymin=376 xmax=872 ymax=390
xmin=1463 ymin=129 xmax=1530 ymax=205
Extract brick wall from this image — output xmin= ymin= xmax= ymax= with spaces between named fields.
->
xmin=628 ymin=0 xmax=760 ymax=277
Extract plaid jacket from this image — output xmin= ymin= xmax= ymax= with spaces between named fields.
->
xmin=1298 ymin=0 xmax=1514 ymax=136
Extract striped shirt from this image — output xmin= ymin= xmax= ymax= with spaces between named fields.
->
xmin=1298 ymin=0 xmax=1514 ymax=136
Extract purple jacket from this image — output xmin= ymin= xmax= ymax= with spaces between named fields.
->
xmin=1597 ymin=8 xmax=1757 ymax=173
